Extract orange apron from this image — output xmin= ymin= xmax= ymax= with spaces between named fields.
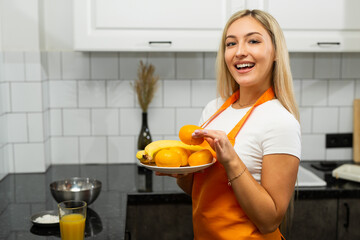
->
xmin=192 ymin=87 xmax=283 ymax=240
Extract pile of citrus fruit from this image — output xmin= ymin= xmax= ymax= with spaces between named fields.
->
xmin=154 ymin=125 xmax=213 ymax=167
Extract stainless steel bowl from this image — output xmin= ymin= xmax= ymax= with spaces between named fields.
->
xmin=50 ymin=177 xmax=102 ymax=205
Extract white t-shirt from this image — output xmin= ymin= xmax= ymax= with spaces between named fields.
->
xmin=199 ymin=98 xmax=301 ymax=183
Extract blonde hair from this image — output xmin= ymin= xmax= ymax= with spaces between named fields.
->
xmin=216 ymin=9 xmax=299 ymax=121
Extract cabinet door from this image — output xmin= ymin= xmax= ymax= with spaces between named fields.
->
xmin=74 ymin=0 xmax=245 ymax=52
xmin=286 ymin=199 xmax=337 ymax=240
xmin=262 ymin=0 xmax=360 ymax=52
xmin=337 ymin=199 xmax=360 ymax=240
xmin=265 ymin=0 xmax=360 ymax=30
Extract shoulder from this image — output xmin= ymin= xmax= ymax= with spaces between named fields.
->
xmin=253 ymin=100 xmax=301 ymax=159
xmin=255 ymin=99 xmax=299 ymax=129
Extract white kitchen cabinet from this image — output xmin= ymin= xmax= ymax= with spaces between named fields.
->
xmin=262 ymin=0 xmax=360 ymax=52
xmin=73 ymin=0 xmax=246 ymax=52
xmin=74 ymin=0 xmax=360 ymax=52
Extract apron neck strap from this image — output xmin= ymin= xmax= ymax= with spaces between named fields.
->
xmin=201 ymin=87 xmax=275 ymax=146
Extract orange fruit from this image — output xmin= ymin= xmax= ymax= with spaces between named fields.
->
xmin=169 ymin=147 xmax=190 ymax=166
xmin=188 ymin=149 xmax=213 ymax=166
xmin=154 ymin=149 xmax=182 ymax=167
xmin=179 ymin=125 xmax=204 ymax=145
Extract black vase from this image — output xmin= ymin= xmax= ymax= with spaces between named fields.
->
xmin=137 ymin=112 xmax=152 ymax=150
xmin=137 ymin=112 xmax=153 ymax=192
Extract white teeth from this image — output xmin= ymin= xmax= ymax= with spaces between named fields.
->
xmin=236 ymin=63 xmax=255 ymax=69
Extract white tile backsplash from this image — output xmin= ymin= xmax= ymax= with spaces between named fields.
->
xmin=313 ymin=107 xmax=339 ymax=133
xmin=7 ymin=114 xmax=28 ymax=142
xmin=341 ymin=53 xmax=360 ymax=79
xmin=47 ymin=51 xmax=62 ymax=79
xmin=289 ymin=53 xmax=314 ymax=79
xmin=49 ymin=109 xmax=62 ymax=136
xmin=78 ymin=81 xmax=106 ymax=107
xmin=51 ymin=137 xmax=79 ymax=164
xmin=176 ymin=108 xmax=204 ymax=133
xmin=14 ymin=143 xmax=45 ymax=173
xmin=356 ymin=80 xmax=360 ymax=98
xmin=176 ymin=52 xmax=203 ymax=79
xmin=25 ymin=52 xmax=42 ymax=81
xmin=11 ymin=82 xmax=42 ymax=112
xmin=2 ymin=51 xmax=360 ymax=175
xmin=314 ymin=53 xmax=341 ymax=79
xmin=148 ymin=108 xmax=176 ymax=135
xmin=62 ymin=52 xmax=90 ymax=80
xmin=328 ymin=80 xmax=355 ymax=106
xmin=28 ymin=113 xmax=44 ymax=142
xmin=49 ymin=81 xmax=77 ymax=108
xmin=119 ymin=108 xmax=141 ymax=135
xmin=299 ymin=107 xmax=312 ymax=133
xmin=107 ymin=80 xmax=135 ymax=107
xmin=339 ymin=107 xmax=353 ymax=132
xmin=204 ymin=52 xmax=217 ymax=79
xmin=91 ymin=109 xmax=119 ymax=135
xmin=79 ymin=137 xmax=107 ymax=164
xmin=4 ymin=52 xmax=25 ymax=81
xmin=301 ymin=80 xmax=328 ymax=106
xmin=0 ymin=83 xmax=10 ymax=114
xmin=163 ymin=80 xmax=191 ymax=107
xmin=301 ymin=134 xmax=326 ymax=160
xmin=191 ymin=80 xmax=217 ymax=107
xmin=148 ymin=52 xmax=175 ymax=79
xmin=90 ymin=52 xmax=119 ymax=80
xmin=326 ymin=148 xmax=352 ymax=161
xmin=63 ymin=109 xmax=91 ymax=136
xmin=119 ymin=52 xmax=147 ymax=80
xmin=108 ymin=136 xmax=136 ymax=163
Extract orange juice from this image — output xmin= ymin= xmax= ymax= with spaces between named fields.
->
xmin=59 ymin=213 xmax=86 ymax=240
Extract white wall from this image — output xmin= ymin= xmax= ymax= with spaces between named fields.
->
xmin=0 ymin=0 xmax=8 ymax=180
xmin=1 ymin=0 xmax=40 ymax=50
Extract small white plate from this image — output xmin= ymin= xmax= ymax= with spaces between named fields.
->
xmin=140 ymin=159 xmax=216 ymax=174
xmin=30 ymin=210 xmax=59 ymax=227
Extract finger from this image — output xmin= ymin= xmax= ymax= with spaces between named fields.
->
xmin=192 ymin=129 xmax=208 ymax=138
xmin=194 ymin=129 xmax=226 ymax=141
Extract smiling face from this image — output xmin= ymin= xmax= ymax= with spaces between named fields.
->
xmin=224 ymin=16 xmax=275 ymax=91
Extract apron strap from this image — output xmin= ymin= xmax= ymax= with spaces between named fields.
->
xmin=201 ymin=87 xmax=275 ymax=146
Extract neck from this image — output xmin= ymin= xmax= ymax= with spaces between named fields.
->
xmin=235 ymin=85 xmax=272 ymax=109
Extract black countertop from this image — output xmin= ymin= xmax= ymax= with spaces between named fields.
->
xmin=0 ymin=162 xmax=359 ymax=239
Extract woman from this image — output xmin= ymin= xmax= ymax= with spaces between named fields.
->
xmin=161 ymin=9 xmax=301 ymax=239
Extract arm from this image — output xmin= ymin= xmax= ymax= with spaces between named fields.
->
xmin=194 ymin=129 xmax=299 ymax=234
xmin=226 ymin=153 xmax=298 ymax=233
xmin=176 ymin=173 xmax=194 ymax=196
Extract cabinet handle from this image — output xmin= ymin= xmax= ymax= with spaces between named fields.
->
xmin=149 ymin=41 xmax=172 ymax=47
xmin=317 ymin=42 xmax=341 ymax=46
xmin=343 ymin=202 xmax=350 ymax=229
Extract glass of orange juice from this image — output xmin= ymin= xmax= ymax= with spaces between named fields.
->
xmin=58 ymin=200 xmax=87 ymax=240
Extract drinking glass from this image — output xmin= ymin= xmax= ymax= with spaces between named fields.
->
xmin=58 ymin=200 xmax=87 ymax=240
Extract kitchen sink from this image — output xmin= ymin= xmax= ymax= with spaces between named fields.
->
xmin=297 ymin=165 xmax=326 ymax=187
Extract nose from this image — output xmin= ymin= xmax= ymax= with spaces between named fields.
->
xmin=235 ymin=42 xmax=247 ymax=58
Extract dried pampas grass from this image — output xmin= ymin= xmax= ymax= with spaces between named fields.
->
xmin=134 ymin=61 xmax=159 ymax=112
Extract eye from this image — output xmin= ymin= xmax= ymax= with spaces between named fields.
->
xmin=249 ymin=39 xmax=260 ymax=44
xmin=226 ymin=42 xmax=236 ymax=47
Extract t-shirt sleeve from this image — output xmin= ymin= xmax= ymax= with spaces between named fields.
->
xmin=262 ymin=114 xmax=301 ymax=160
xmin=198 ymin=98 xmax=224 ymax=126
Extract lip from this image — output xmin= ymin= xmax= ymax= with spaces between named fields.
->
xmin=233 ymin=61 xmax=255 ymax=74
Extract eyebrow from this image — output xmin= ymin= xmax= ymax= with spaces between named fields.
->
xmin=225 ymin=32 xmax=263 ymax=39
